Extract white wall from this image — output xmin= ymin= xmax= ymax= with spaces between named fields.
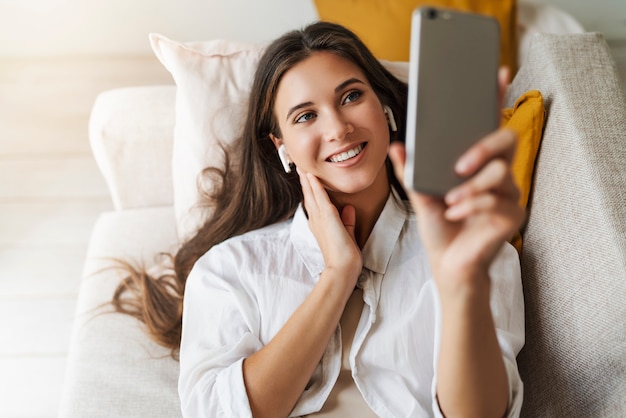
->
xmin=0 ymin=0 xmax=624 ymax=57
xmin=0 ymin=0 xmax=318 ymax=57
xmin=535 ymin=0 xmax=626 ymax=40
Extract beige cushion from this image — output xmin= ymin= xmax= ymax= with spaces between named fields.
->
xmin=150 ymin=34 xmax=266 ymax=241
xmin=89 ymin=86 xmax=176 ymax=210
xmin=504 ymin=32 xmax=626 ymax=417
xmin=59 ymin=207 xmax=181 ymax=418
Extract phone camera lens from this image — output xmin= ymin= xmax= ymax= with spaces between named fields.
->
xmin=427 ymin=9 xmax=438 ymax=19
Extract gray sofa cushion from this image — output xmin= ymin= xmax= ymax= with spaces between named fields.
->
xmin=505 ymin=33 xmax=626 ymax=417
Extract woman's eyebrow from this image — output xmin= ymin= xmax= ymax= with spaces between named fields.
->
xmin=286 ymin=101 xmax=314 ymax=122
xmin=335 ymin=77 xmax=365 ymax=93
xmin=284 ymin=78 xmax=366 ymax=122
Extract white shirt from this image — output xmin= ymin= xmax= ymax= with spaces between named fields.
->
xmin=179 ymin=193 xmax=525 ymax=417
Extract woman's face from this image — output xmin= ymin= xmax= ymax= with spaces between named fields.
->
xmin=271 ymin=51 xmax=390 ymax=199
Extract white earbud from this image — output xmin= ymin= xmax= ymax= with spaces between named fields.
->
xmin=277 ymin=144 xmax=292 ymax=173
xmin=384 ymin=105 xmax=398 ymax=132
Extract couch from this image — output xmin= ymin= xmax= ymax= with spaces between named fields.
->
xmin=58 ymin=29 xmax=626 ymax=418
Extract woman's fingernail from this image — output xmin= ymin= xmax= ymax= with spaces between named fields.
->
xmin=446 ymin=188 xmax=463 ymax=204
xmin=455 ymin=157 xmax=472 ymax=174
xmin=445 ymin=205 xmax=463 ymax=220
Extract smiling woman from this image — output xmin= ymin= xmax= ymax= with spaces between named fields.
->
xmin=269 ymin=52 xmax=393 ymax=233
xmin=112 ymin=21 xmax=526 ymax=418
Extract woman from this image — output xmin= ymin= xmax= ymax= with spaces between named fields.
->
xmin=114 ymin=22 xmax=525 ymax=417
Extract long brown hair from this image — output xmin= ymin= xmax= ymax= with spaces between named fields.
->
xmin=112 ymin=21 xmax=409 ymax=359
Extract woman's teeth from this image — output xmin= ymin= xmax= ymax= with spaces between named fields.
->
xmin=329 ymin=144 xmax=364 ymax=163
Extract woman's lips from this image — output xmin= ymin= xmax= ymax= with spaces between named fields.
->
xmin=327 ymin=143 xmax=366 ymax=163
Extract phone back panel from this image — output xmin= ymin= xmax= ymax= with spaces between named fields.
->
xmin=405 ymin=8 xmax=500 ymax=195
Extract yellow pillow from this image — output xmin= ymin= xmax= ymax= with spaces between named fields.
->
xmin=501 ymin=90 xmax=545 ymax=253
xmin=314 ymin=0 xmax=517 ymax=72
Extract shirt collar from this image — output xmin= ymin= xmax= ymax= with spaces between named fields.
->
xmin=361 ymin=190 xmax=409 ymax=274
xmin=290 ymin=190 xmax=410 ymax=278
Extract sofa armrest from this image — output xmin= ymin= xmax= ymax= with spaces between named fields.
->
xmin=59 ymin=207 xmax=181 ymax=418
xmin=505 ymin=33 xmax=626 ymax=417
xmin=89 ymin=85 xmax=176 ymax=210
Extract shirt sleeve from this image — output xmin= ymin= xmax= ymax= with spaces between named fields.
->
xmin=178 ymin=246 xmax=262 ymax=418
xmin=490 ymin=243 xmax=525 ymax=417
xmin=430 ymin=242 xmax=525 ymax=417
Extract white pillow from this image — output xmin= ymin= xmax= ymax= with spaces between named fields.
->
xmin=150 ymin=33 xmax=266 ymax=240
xmin=150 ymin=33 xmax=409 ymax=241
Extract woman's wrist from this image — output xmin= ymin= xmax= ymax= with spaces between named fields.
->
xmin=318 ymin=265 xmax=361 ymax=300
xmin=434 ymin=267 xmax=492 ymax=306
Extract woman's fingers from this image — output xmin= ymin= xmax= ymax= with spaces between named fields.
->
xmin=307 ymin=172 xmax=333 ymax=213
xmin=497 ymin=66 xmax=510 ymax=110
xmin=297 ymin=168 xmax=362 ymax=279
xmin=298 ymin=167 xmax=354 ymax=234
xmin=445 ymin=191 xmax=523 ymax=223
xmin=446 ymin=197 xmax=525 ymax=257
xmin=388 ymin=141 xmax=407 ymax=185
xmin=297 ymin=167 xmax=316 ymax=212
xmin=298 ymin=167 xmax=336 ymax=212
xmin=307 ymin=172 xmax=357 ymax=240
xmin=454 ymin=128 xmax=517 ymax=178
xmin=299 ymin=167 xmax=336 ymax=220
xmin=446 ymin=158 xmax=519 ymax=206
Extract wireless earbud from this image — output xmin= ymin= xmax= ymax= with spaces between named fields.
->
xmin=277 ymin=144 xmax=292 ymax=173
xmin=384 ymin=105 xmax=398 ymax=132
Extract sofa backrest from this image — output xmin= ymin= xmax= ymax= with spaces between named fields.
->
xmin=504 ymin=32 xmax=626 ymax=417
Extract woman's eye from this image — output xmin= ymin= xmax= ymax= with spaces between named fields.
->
xmin=344 ymin=90 xmax=362 ymax=104
xmin=295 ymin=112 xmax=316 ymax=123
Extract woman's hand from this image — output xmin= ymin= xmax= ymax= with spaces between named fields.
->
xmin=298 ymin=168 xmax=363 ymax=285
xmin=390 ymin=129 xmax=524 ymax=289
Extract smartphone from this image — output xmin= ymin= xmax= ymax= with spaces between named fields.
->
xmin=404 ymin=7 xmax=500 ymax=196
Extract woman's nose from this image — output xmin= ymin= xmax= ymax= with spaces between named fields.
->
xmin=322 ymin=110 xmax=353 ymax=142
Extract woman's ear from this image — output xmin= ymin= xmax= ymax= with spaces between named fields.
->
xmin=270 ymin=133 xmax=293 ymax=173
xmin=269 ymin=133 xmax=282 ymax=150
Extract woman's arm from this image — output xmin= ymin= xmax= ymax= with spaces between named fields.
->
xmin=243 ymin=171 xmax=362 ymax=418
xmin=243 ymin=268 xmax=354 ymax=418
xmin=436 ymin=128 xmax=522 ymax=418
xmin=389 ymin=126 xmax=524 ymax=418
xmin=436 ymin=272 xmax=509 ymax=418
xmin=179 ymin=247 xmax=356 ymax=418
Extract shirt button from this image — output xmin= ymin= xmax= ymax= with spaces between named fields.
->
xmin=356 ymin=276 xmax=364 ymax=289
